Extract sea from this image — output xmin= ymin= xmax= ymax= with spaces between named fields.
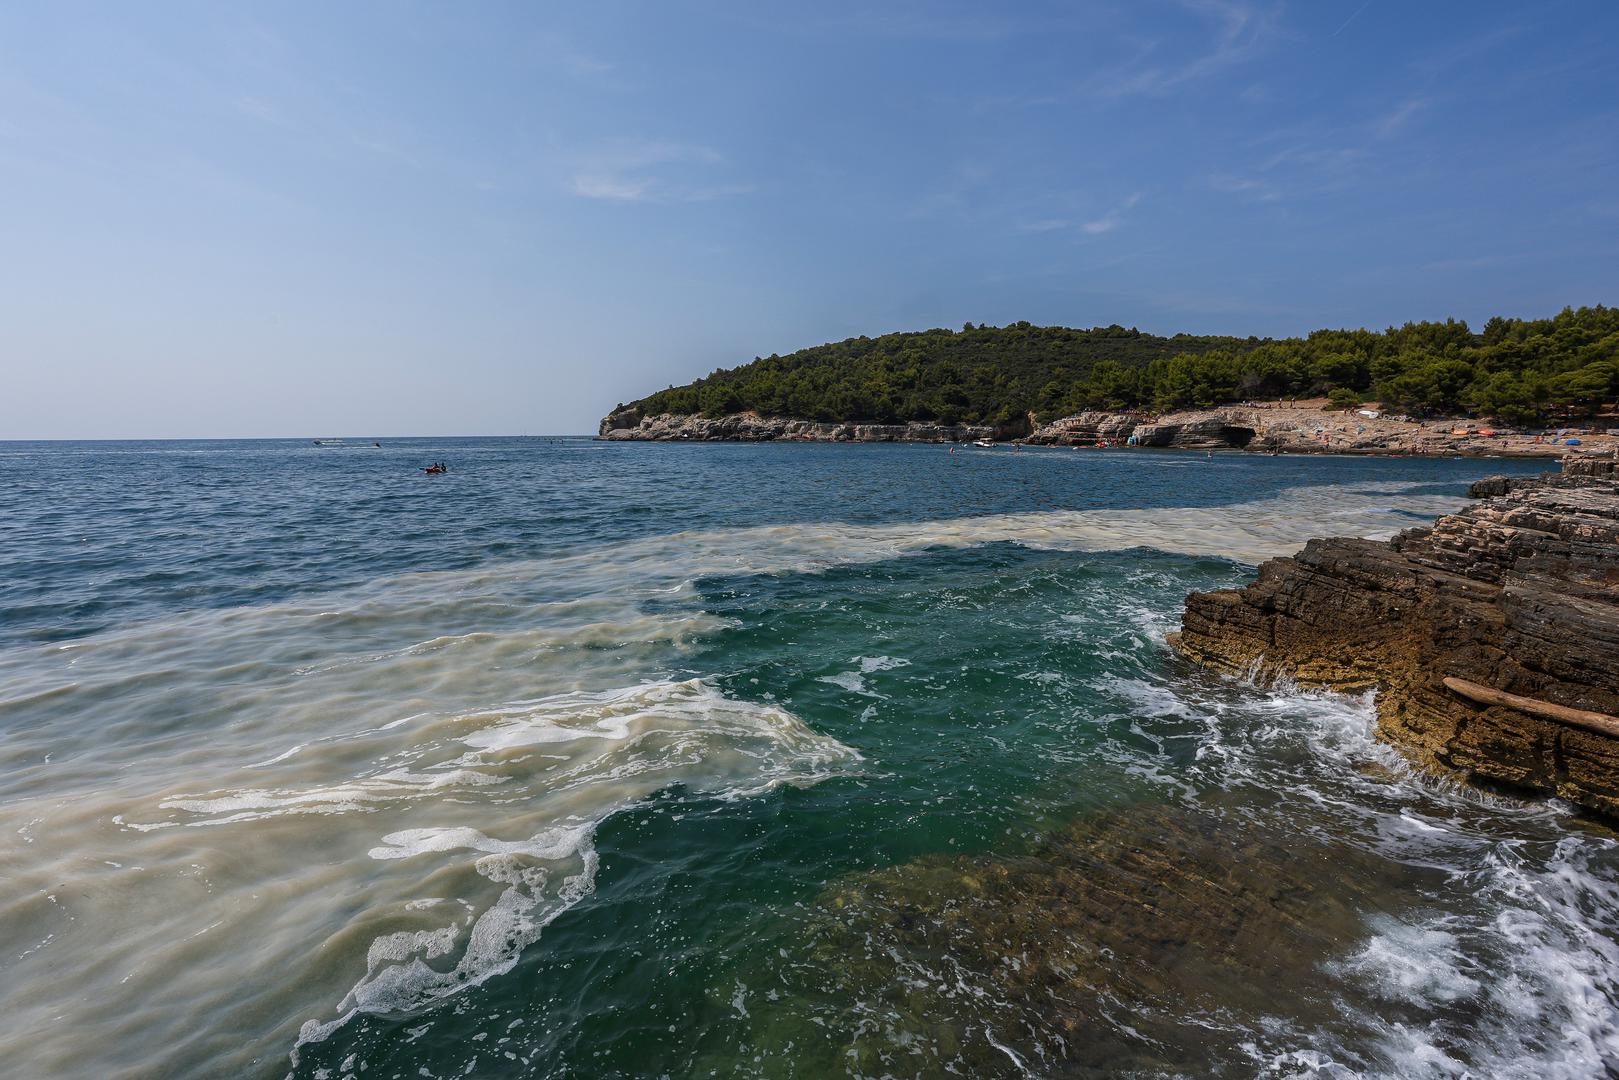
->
xmin=1 ymin=437 xmax=1615 ymax=1080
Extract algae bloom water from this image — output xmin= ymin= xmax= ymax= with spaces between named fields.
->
xmin=1 ymin=437 xmax=1614 ymax=1078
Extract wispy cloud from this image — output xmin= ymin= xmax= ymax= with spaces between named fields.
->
xmin=1408 ymin=23 xmax=1522 ymax=80
xmin=568 ymin=138 xmax=749 ymax=203
xmin=1209 ymin=172 xmax=1280 ymax=201
xmin=1420 ymin=253 xmax=1520 ymax=272
xmin=751 ymin=5 xmax=1088 ymax=43
xmin=904 ymin=161 xmax=994 ymax=220
xmin=1082 ymin=192 xmax=1143 ymax=234
xmin=571 ymin=173 xmax=656 ymax=201
xmin=1259 ymin=142 xmax=1365 ymax=176
xmin=527 ymin=31 xmax=620 ymax=83
xmin=1088 ymin=0 xmax=1282 ymax=98
xmin=968 ymin=92 xmax=1064 ymax=115
xmin=1017 ymin=218 xmax=1073 ymax=233
xmin=1376 ymin=95 xmax=1429 ymax=137
xmin=557 ymin=50 xmax=613 ymax=78
xmin=232 ymin=95 xmax=290 ymax=128
xmin=1331 ymin=0 xmax=1374 ymax=38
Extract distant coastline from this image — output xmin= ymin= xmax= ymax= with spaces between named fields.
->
xmin=612 ymin=310 xmax=1619 ymax=436
xmin=597 ymin=403 xmax=1614 ymax=458
xmin=602 ymin=308 xmax=1619 ymax=456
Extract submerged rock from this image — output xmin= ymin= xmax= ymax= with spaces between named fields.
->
xmin=713 ymin=801 xmax=1414 ymax=1077
xmin=1173 ymin=456 xmax=1619 ymax=817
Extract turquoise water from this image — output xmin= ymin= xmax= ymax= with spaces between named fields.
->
xmin=2 ymin=439 xmax=1614 ymax=1079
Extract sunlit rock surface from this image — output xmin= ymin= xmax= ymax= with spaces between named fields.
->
xmin=596 ymin=409 xmax=1008 ymax=442
xmin=1174 ymin=457 xmax=1619 ymax=816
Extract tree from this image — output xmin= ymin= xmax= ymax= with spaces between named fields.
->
xmin=1327 ymin=387 xmax=1362 ymax=411
xmin=624 ymin=307 xmax=1618 ymax=426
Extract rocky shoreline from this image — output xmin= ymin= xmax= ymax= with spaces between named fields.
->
xmin=1171 ymin=456 xmax=1619 ymax=818
xmin=596 ymin=408 xmax=1011 ymax=443
xmin=599 ymin=405 xmax=1609 ymax=457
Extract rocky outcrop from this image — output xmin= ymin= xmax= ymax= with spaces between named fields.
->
xmin=1172 ymin=457 xmax=1619 ymax=817
xmin=603 ymin=403 xmax=1608 ymax=455
xmin=1133 ymin=410 xmax=1260 ymax=449
xmin=1027 ymin=406 xmax=1368 ymax=451
xmin=1022 ymin=411 xmax=1142 ymax=446
xmin=1032 ymin=405 xmax=1602 ymax=455
xmin=596 ymin=410 xmax=1004 ymax=443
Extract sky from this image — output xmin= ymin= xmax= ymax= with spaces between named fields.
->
xmin=2 ymin=1 xmax=1617 ymax=438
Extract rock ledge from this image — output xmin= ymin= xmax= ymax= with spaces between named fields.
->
xmin=1171 ymin=457 xmax=1619 ymax=817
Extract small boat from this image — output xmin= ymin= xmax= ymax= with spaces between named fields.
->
xmin=422 ymin=464 xmax=447 ymax=474
xmin=974 ymin=438 xmax=994 ymax=448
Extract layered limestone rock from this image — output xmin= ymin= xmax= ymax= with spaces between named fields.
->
xmin=1021 ymin=410 xmax=1141 ymax=445
xmin=602 ymin=403 xmax=1600 ymax=455
xmin=1027 ymin=406 xmax=1403 ymax=451
xmin=1133 ymin=409 xmax=1261 ymax=449
xmin=596 ymin=409 xmax=1005 ymax=443
xmin=1172 ymin=458 xmax=1619 ymax=817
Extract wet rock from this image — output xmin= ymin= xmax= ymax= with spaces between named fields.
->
xmin=721 ymin=802 xmax=1407 ymax=1078
xmin=1173 ymin=458 xmax=1619 ymax=817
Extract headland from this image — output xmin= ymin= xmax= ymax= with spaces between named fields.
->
xmin=599 ymin=402 xmax=1613 ymax=458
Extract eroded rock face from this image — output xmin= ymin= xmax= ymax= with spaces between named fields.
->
xmin=599 ymin=404 xmax=1601 ymax=455
xmin=1173 ymin=458 xmax=1619 ymax=816
xmin=1023 ymin=410 xmax=1141 ymax=445
xmin=595 ymin=410 xmax=1000 ymax=443
xmin=1134 ymin=411 xmax=1257 ymax=449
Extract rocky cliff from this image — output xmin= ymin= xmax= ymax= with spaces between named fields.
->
xmin=596 ymin=408 xmax=1024 ymax=443
xmin=1171 ymin=457 xmax=1619 ymax=817
xmin=1025 ymin=406 xmax=1350 ymax=449
xmin=1024 ymin=408 xmax=1266 ymax=449
xmin=1028 ymin=406 xmax=1590 ymax=455
xmin=1020 ymin=410 xmax=1143 ymax=445
xmin=599 ymin=405 xmax=1597 ymax=456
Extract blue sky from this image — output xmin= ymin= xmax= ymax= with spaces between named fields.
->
xmin=2 ymin=1 xmax=1616 ymax=437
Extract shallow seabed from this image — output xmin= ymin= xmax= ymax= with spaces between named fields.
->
xmin=0 ymin=438 xmax=1612 ymax=1079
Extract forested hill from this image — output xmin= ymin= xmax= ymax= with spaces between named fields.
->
xmin=618 ymin=307 xmax=1619 ymax=425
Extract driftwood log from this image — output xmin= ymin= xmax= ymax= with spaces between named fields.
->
xmin=1443 ymin=677 xmax=1619 ymax=740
